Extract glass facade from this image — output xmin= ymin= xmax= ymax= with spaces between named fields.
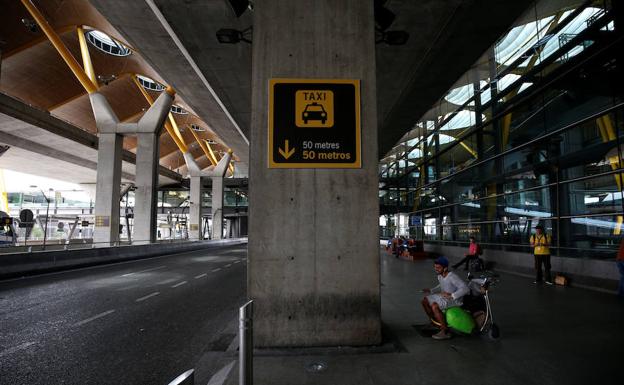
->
xmin=380 ymin=0 xmax=623 ymax=259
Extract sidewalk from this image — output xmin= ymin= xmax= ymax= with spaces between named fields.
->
xmin=221 ymin=251 xmax=623 ymax=385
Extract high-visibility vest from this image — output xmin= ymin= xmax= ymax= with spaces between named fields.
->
xmin=531 ymin=234 xmax=551 ymax=255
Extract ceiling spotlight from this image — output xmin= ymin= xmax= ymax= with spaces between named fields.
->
xmin=216 ymin=27 xmax=252 ymax=44
xmin=377 ymin=30 xmax=409 ymax=46
xmin=374 ymin=0 xmax=395 ymax=31
xmin=21 ymin=18 xmax=38 ymax=33
xmin=97 ymin=74 xmax=117 ymax=85
xmin=226 ymin=0 xmax=252 ymax=18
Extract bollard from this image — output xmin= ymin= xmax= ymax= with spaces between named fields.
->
xmin=167 ymin=369 xmax=194 ymax=385
xmin=239 ymin=300 xmax=253 ymax=385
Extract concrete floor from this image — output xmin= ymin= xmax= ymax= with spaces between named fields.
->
xmin=223 ymin=250 xmax=624 ymax=385
xmin=0 ymin=245 xmax=247 ymax=385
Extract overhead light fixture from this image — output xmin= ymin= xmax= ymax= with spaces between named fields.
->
xmin=376 ymin=30 xmax=409 ymax=46
xmin=226 ymin=0 xmax=251 ymax=18
xmin=97 ymin=74 xmax=117 ymax=85
xmin=216 ymin=27 xmax=252 ymax=44
xmin=374 ymin=0 xmax=395 ymax=31
xmin=21 ymin=18 xmax=38 ymax=33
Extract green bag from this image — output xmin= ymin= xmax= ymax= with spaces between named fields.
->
xmin=445 ymin=307 xmax=476 ymax=334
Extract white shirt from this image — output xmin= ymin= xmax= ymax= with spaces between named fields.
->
xmin=431 ymin=271 xmax=470 ymax=301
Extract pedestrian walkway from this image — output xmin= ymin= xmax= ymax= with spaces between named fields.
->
xmin=223 ymin=250 xmax=623 ymax=385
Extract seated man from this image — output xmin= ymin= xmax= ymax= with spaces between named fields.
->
xmin=421 ymin=256 xmax=469 ymax=340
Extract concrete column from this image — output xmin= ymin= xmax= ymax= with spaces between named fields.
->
xmin=134 ymin=132 xmax=160 ymax=244
xmin=189 ymin=176 xmax=202 ymax=240
xmin=89 ymin=89 xmax=172 ymax=246
xmin=211 ymin=176 xmax=224 ymax=240
xmin=249 ymin=0 xmax=380 ymax=347
xmin=93 ymin=132 xmax=123 ymax=245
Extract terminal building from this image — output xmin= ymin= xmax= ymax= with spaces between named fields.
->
xmin=0 ymin=1 xmax=622 ymax=384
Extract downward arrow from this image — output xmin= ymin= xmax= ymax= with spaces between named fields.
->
xmin=278 ymin=140 xmax=295 ymax=160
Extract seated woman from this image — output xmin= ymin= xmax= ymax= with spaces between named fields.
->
xmin=452 ymin=236 xmax=481 ymax=270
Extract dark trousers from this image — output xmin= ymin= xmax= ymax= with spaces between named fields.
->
xmin=453 ymin=254 xmax=477 ymax=270
xmin=534 ymin=254 xmax=551 ymax=282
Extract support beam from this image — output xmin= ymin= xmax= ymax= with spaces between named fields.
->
xmin=93 ymin=132 xmax=123 ymax=246
xmin=89 ymin=88 xmax=174 ymax=246
xmin=248 ymin=0 xmax=380 ymax=347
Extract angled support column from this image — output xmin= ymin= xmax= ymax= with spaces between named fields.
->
xmin=183 ymin=150 xmax=232 ymax=240
xmin=90 ymin=90 xmax=174 ymax=246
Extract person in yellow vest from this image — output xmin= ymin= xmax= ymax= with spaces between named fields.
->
xmin=530 ymin=224 xmax=553 ymax=285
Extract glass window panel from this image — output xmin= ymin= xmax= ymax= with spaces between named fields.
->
xmin=559 ymin=215 xmax=622 ymax=259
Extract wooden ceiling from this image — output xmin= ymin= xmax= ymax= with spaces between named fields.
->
xmin=0 ymin=0 xmax=237 ymax=173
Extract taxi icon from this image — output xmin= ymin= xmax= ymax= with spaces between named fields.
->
xmin=302 ymin=102 xmax=327 ymax=124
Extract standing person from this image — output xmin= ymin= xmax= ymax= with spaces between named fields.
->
xmin=530 ymin=225 xmax=553 ymax=285
xmin=617 ymin=239 xmax=624 ymax=299
xmin=421 ymin=256 xmax=469 ymax=340
xmin=452 ymin=236 xmax=481 ymax=270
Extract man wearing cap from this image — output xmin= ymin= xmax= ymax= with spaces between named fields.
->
xmin=421 ymin=256 xmax=470 ymax=340
xmin=530 ymin=225 xmax=553 ymax=285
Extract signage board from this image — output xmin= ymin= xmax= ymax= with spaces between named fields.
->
xmin=95 ymin=216 xmax=110 ymax=227
xmin=268 ymin=78 xmax=361 ymax=168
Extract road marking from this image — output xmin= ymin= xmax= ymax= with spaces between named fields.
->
xmin=135 ymin=292 xmax=160 ymax=302
xmin=122 ymin=265 xmax=166 ymax=277
xmin=211 ymin=268 xmax=222 ymax=272
xmin=171 ymin=281 xmax=188 ymax=288
xmin=0 ymin=342 xmax=36 ymax=358
xmin=207 ymin=361 xmax=236 ymax=385
xmin=194 ymin=273 xmax=207 ymax=279
xmin=73 ymin=310 xmax=116 ymax=327
xmin=233 ymin=261 xmax=241 ymax=264
xmin=225 ymin=264 xmax=232 ymax=268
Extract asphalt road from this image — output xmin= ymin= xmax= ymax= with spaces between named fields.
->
xmin=0 ymin=244 xmax=247 ymax=385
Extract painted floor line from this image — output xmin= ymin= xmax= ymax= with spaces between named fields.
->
xmin=225 ymin=264 xmax=232 ymax=268
xmin=122 ymin=265 xmax=167 ymax=277
xmin=211 ymin=268 xmax=222 ymax=272
xmin=207 ymin=361 xmax=236 ymax=385
xmin=194 ymin=273 xmax=207 ymax=279
xmin=73 ymin=310 xmax=116 ymax=327
xmin=171 ymin=281 xmax=188 ymax=288
xmin=0 ymin=342 xmax=36 ymax=358
xmin=135 ymin=292 xmax=160 ymax=302
xmin=233 ymin=260 xmax=241 ymax=264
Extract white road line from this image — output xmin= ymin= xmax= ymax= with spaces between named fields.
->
xmin=0 ymin=342 xmax=36 ymax=358
xmin=233 ymin=261 xmax=241 ymax=264
xmin=194 ymin=273 xmax=207 ymax=279
xmin=135 ymin=292 xmax=160 ymax=302
xmin=211 ymin=268 xmax=222 ymax=272
xmin=225 ymin=264 xmax=232 ymax=268
xmin=207 ymin=361 xmax=236 ymax=385
xmin=171 ymin=281 xmax=188 ymax=288
xmin=122 ymin=265 xmax=166 ymax=277
xmin=73 ymin=310 xmax=116 ymax=327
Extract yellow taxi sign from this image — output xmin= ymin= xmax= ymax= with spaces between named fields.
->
xmin=269 ymin=78 xmax=361 ymax=169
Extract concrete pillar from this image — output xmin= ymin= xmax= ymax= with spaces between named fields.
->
xmin=93 ymin=132 xmax=123 ymax=245
xmin=248 ymin=0 xmax=380 ymax=347
xmin=134 ymin=132 xmax=160 ymax=244
xmin=90 ymin=89 xmax=173 ymax=246
xmin=211 ymin=176 xmax=224 ymax=240
xmin=189 ymin=176 xmax=203 ymax=240
xmin=184 ymin=150 xmax=232 ymax=241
